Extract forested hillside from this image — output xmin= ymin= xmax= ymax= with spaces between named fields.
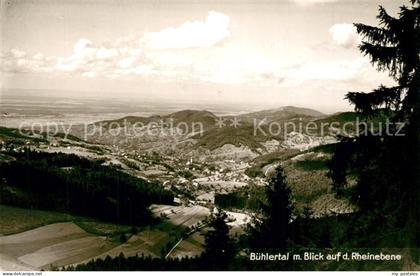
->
xmin=0 ymin=150 xmax=173 ymax=225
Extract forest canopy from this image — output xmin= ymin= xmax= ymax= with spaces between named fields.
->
xmin=0 ymin=150 xmax=174 ymax=225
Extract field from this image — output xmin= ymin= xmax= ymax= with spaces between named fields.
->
xmin=0 ymin=204 xmax=215 ymax=270
xmin=167 ymin=231 xmax=206 ymax=259
xmin=194 ymin=179 xmax=248 ymax=193
xmin=226 ymin=211 xmax=251 ymax=236
xmin=166 ymin=210 xmax=250 ymax=259
xmin=151 ymin=204 xmax=211 ymax=228
xmin=0 ymin=205 xmax=74 ymax=235
xmin=0 ymin=222 xmax=116 ymax=270
xmin=0 ymin=205 xmax=184 ymax=270
xmin=73 ymin=230 xmax=167 ymax=265
xmin=0 ymin=205 xmax=133 ymax=236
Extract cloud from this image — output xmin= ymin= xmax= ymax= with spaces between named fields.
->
xmin=96 ymin=47 xmax=119 ymax=60
xmin=1 ymin=11 xmax=374 ymax=88
xmin=73 ymin=38 xmax=93 ymax=54
xmin=10 ymin=49 xmax=27 ymax=58
xmin=1 ymin=49 xmax=54 ymax=73
xmin=1 ymin=11 xmax=230 ymax=79
xmin=81 ymin=71 xmax=97 ymax=78
xmin=49 ymin=38 xmax=143 ymax=75
xmin=329 ymin=23 xmax=359 ymax=48
xmin=290 ymin=0 xmax=338 ymax=7
xmin=117 ymin=56 xmax=137 ymax=69
xmin=1 ymin=45 xmax=370 ymax=87
xmin=140 ymin=11 xmax=230 ymax=49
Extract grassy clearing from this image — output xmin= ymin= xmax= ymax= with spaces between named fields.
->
xmin=72 ymin=220 xmax=135 ymax=243
xmin=0 ymin=205 xmax=73 ymax=235
xmin=245 ymin=149 xmax=300 ymax=177
xmin=311 ymin=143 xmax=338 ymax=154
xmin=0 ymin=205 xmax=138 ymax=238
xmin=0 ymin=127 xmax=47 ymax=143
xmin=294 ymin=159 xmax=328 ymax=171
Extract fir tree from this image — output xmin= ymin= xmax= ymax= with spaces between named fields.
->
xmin=202 ymin=210 xmax=237 ymax=269
xmin=347 ymin=0 xmax=419 ymax=119
xmin=329 ymin=0 xmax=419 ymax=248
xmin=248 ymin=166 xmax=293 ymax=250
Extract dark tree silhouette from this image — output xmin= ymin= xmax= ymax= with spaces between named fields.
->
xmin=247 ymin=166 xmax=293 ymax=250
xmin=329 ymin=0 xmax=419 ymax=248
xmin=202 ymin=210 xmax=237 ymax=269
xmin=347 ymin=0 xmax=419 ymax=118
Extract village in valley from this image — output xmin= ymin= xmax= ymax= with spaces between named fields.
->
xmin=0 ymin=105 xmax=361 ymax=270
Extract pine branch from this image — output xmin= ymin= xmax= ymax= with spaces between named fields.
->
xmin=346 ymin=85 xmax=402 ymax=115
xmin=377 ymin=6 xmax=399 ymax=30
xmin=359 ymin=42 xmax=399 ymax=78
xmin=354 ymin=24 xmax=397 ymax=45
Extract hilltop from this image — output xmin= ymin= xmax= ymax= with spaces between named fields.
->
xmin=239 ymin=106 xmax=325 ymax=123
xmin=84 ymin=106 xmax=344 ymax=156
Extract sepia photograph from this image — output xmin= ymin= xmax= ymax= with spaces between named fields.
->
xmin=0 ymin=0 xmax=419 ymax=273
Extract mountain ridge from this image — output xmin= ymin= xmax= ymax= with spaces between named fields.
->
xmin=93 ymin=106 xmax=326 ymax=127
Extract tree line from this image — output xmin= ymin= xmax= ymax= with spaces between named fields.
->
xmin=0 ymin=150 xmax=174 ymax=225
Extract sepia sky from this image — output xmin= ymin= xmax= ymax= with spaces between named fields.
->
xmin=0 ymin=0 xmax=406 ymax=112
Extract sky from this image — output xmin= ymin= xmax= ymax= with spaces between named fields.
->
xmin=0 ymin=0 xmax=407 ymax=113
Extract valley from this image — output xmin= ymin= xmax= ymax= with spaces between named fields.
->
xmin=0 ymin=106 xmax=357 ymax=270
